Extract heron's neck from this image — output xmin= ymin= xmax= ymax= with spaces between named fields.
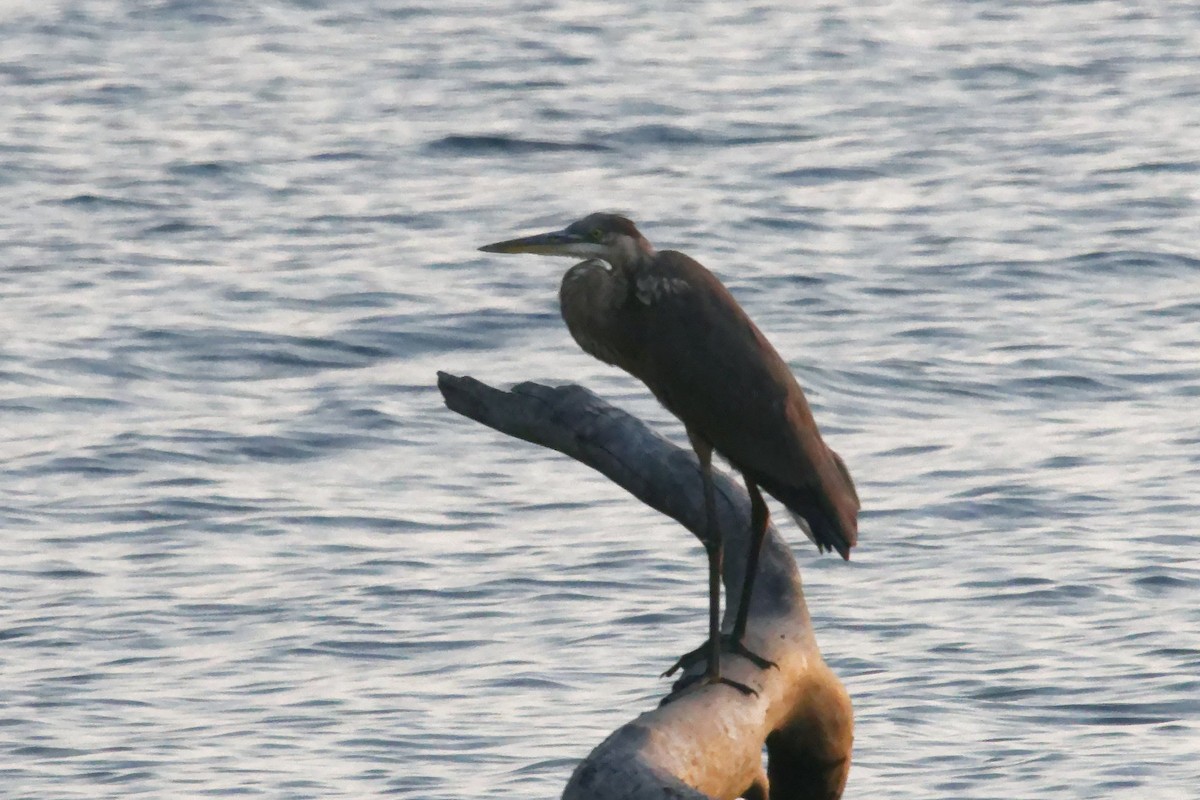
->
xmin=607 ymin=237 xmax=656 ymax=273
xmin=559 ymin=260 xmax=635 ymax=370
xmin=562 ymin=259 xmax=627 ymax=314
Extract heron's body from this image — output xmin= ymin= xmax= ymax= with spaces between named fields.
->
xmin=560 ymin=250 xmax=857 ymax=557
xmin=481 ymin=213 xmax=858 ymax=694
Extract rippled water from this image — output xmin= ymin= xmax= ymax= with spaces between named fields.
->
xmin=3 ymin=1 xmax=1199 ymax=798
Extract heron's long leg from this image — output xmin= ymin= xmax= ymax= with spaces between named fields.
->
xmin=676 ymin=434 xmax=720 ymax=686
xmin=730 ymin=479 xmax=776 ymax=670
xmin=660 ymin=434 xmax=755 ymax=698
xmin=696 ymin=441 xmax=722 ymax=685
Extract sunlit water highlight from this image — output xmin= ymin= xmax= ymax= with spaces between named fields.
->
xmin=2 ymin=2 xmax=1198 ymax=798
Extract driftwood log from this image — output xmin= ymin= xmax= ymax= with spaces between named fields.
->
xmin=437 ymin=373 xmax=853 ymax=800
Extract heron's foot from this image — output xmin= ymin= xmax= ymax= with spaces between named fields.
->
xmin=660 ymin=640 xmax=706 ymax=679
xmin=661 ymin=671 xmax=757 ymax=704
xmin=661 ymin=635 xmax=776 ymax=679
xmin=729 ymin=637 xmax=777 ymax=671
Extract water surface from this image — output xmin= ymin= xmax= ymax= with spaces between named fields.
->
xmin=2 ymin=1 xmax=1198 ymax=798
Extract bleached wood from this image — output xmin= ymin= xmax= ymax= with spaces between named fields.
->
xmin=437 ymin=373 xmax=853 ymax=800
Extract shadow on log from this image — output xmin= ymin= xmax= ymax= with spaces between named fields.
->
xmin=438 ymin=372 xmax=853 ymax=800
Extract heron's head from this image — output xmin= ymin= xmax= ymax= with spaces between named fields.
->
xmin=479 ymin=212 xmax=654 ymax=268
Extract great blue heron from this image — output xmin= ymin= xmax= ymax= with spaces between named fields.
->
xmin=480 ymin=212 xmax=859 ymax=694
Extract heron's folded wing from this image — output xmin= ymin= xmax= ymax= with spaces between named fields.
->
xmin=629 ymin=251 xmax=858 ymax=552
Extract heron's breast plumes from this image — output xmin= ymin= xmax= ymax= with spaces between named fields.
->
xmin=559 ymin=260 xmax=634 ymax=371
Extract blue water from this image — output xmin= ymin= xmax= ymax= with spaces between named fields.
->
xmin=2 ymin=1 xmax=1198 ymax=797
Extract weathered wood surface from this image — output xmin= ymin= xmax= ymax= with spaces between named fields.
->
xmin=437 ymin=373 xmax=852 ymax=800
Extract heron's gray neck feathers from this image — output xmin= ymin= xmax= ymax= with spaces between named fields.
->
xmin=559 ymin=260 xmax=634 ymax=371
xmin=605 ymin=235 xmax=655 ymax=272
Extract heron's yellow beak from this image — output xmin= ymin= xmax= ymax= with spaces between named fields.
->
xmin=478 ymin=229 xmax=583 ymax=256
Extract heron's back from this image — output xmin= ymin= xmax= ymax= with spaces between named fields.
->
xmin=620 ymin=251 xmax=859 ymax=557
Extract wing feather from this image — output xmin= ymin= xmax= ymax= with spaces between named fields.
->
xmin=621 ymin=251 xmax=859 ymax=556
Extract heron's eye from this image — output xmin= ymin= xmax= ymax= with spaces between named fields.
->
xmin=588 ymin=228 xmax=604 ymax=243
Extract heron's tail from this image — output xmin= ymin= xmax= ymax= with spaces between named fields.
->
xmin=749 ymin=449 xmax=859 ymax=560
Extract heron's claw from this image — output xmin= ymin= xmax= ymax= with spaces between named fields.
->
xmin=661 ymin=635 xmax=777 ymax=679
xmin=661 ymin=672 xmax=758 ymax=704
xmin=730 ymin=638 xmax=777 ymax=671
xmin=661 ymin=641 xmax=706 ymax=678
